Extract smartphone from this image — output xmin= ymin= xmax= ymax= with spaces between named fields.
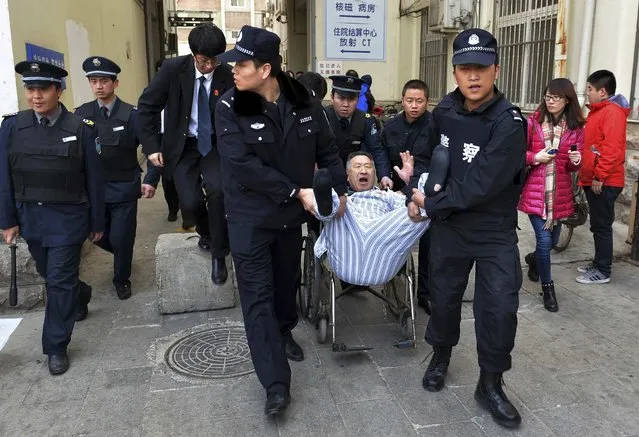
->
xmin=547 ymin=149 xmax=558 ymax=155
xmin=570 ymin=144 xmax=577 ymax=152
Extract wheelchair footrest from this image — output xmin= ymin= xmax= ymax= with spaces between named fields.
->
xmin=331 ymin=342 xmax=374 ymax=353
xmin=393 ymin=339 xmax=416 ymax=349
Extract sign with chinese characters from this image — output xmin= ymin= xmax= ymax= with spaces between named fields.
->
xmin=25 ymin=43 xmax=67 ymax=89
xmin=325 ymin=0 xmax=386 ymax=61
xmin=317 ymin=61 xmax=343 ymax=76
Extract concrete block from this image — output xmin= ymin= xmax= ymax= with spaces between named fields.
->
xmin=155 ymin=233 xmax=236 ymax=314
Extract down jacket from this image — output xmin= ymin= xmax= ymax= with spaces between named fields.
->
xmin=517 ymin=112 xmax=584 ymax=219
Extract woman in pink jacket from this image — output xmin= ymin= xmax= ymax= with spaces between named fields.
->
xmin=518 ymin=78 xmax=584 ymax=312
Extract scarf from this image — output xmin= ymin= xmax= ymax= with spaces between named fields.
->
xmin=541 ymin=116 xmax=567 ymax=229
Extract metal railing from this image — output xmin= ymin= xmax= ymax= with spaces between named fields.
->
xmin=420 ymin=11 xmax=449 ymax=103
xmin=495 ymin=0 xmax=558 ymax=110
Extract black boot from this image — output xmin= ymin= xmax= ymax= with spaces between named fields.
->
xmin=422 ymin=346 xmax=451 ymax=392
xmin=474 ymin=370 xmax=521 ymax=429
xmin=541 ymin=281 xmax=558 ymax=312
xmin=524 ymin=252 xmax=539 ymax=282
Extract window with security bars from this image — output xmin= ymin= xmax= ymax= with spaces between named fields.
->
xmin=419 ymin=9 xmax=448 ymax=103
xmin=495 ymin=0 xmax=558 ymax=110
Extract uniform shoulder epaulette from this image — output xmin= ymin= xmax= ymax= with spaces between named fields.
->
xmin=365 ymin=113 xmax=371 ymax=118
xmin=133 ymin=106 xmax=138 ymax=111
xmin=509 ymin=109 xmax=523 ymax=122
xmin=2 ymin=112 xmax=18 ymax=118
xmin=82 ymin=118 xmax=95 ymax=126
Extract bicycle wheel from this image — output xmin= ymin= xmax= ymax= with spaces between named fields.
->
xmin=553 ymin=224 xmax=574 ymax=253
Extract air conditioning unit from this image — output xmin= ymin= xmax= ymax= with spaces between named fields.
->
xmin=428 ymin=0 xmax=473 ymax=33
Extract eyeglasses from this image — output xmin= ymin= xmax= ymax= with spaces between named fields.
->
xmin=194 ymin=56 xmax=218 ymax=68
xmin=544 ymin=94 xmax=564 ymax=103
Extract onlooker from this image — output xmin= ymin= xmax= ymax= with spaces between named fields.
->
xmin=576 ymin=70 xmax=630 ymax=284
xmin=519 ymin=78 xmax=584 ymax=311
xmin=357 ymin=74 xmax=375 ymax=113
xmin=286 ymin=70 xmax=295 ymax=78
xmin=345 ymin=69 xmax=359 ymax=78
xmin=295 ymin=71 xmax=304 ymax=79
xmin=297 ymin=72 xmax=328 ymax=101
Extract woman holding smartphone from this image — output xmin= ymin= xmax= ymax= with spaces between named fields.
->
xmin=518 ymin=78 xmax=584 ymax=312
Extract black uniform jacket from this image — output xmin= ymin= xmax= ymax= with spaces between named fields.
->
xmin=137 ymin=55 xmax=234 ymax=178
xmin=412 ymin=88 xmax=526 ymax=228
xmin=215 ymin=73 xmax=347 ymax=229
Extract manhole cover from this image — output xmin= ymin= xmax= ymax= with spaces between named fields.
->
xmin=164 ymin=327 xmax=254 ymax=379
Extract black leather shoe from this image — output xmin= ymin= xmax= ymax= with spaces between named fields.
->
xmin=198 ymin=236 xmax=211 ymax=251
xmin=75 ymin=281 xmax=92 ymax=322
xmin=167 ymin=210 xmax=178 ymax=222
xmin=422 ymin=346 xmax=451 ymax=392
xmin=283 ymin=333 xmax=304 ymax=361
xmin=264 ymin=391 xmax=291 ymax=416
xmin=475 ymin=370 xmax=521 ymax=429
xmin=541 ymin=282 xmax=558 ymax=312
xmin=116 ymin=280 xmax=132 ymax=300
xmin=48 ymin=353 xmax=70 ymax=375
xmin=417 ymin=295 xmax=431 ymax=315
xmin=313 ymin=168 xmax=333 ymax=216
xmin=524 ymin=252 xmax=539 ymax=282
xmin=211 ymin=258 xmax=228 ymax=285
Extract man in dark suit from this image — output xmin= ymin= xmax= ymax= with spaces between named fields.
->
xmin=137 ymin=23 xmax=234 ymax=284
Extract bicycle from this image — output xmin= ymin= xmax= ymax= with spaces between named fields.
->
xmin=553 ymin=172 xmax=589 ymax=252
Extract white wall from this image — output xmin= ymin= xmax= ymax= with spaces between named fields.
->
xmin=0 ymin=0 xmax=18 ymax=115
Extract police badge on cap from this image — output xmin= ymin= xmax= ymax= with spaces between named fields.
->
xmin=452 ymin=28 xmax=499 ymax=66
xmin=15 ymin=60 xmax=68 ymax=87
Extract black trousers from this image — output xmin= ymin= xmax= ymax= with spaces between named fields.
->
xmin=229 ymin=223 xmax=302 ymax=394
xmin=585 ymin=186 xmax=622 ymax=276
xmin=417 ymin=230 xmax=430 ymax=299
xmin=95 ymin=200 xmax=137 ymax=285
xmin=173 ymin=138 xmax=229 ymax=258
xmin=425 ymin=222 xmax=521 ymax=373
xmin=162 ymin=174 xmax=179 ymax=213
xmin=27 ymin=241 xmax=83 ymax=355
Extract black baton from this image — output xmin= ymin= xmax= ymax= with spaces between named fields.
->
xmin=9 ymin=242 xmax=18 ymax=306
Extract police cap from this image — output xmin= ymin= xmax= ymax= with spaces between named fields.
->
xmin=15 ymin=60 xmax=68 ymax=88
xmin=217 ymin=25 xmax=281 ymax=63
xmin=329 ymin=75 xmax=363 ymax=97
xmin=82 ymin=56 xmax=121 ymax=78
xmin=452 ymin=28 xmax=499 ymax=66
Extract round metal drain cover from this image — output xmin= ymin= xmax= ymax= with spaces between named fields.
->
xmin=165 ymin=327 xmax=254 ymax=379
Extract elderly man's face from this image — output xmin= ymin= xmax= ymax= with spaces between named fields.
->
xmin=347 ymin=155 xmax=376 ymax=192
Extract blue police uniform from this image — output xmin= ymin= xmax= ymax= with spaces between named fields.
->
xmin=325 ymin=75 xmax=391 ymax=181
xmin=215 ymin=26 xmax=347 ymax=415
xmin=74 ymin=56 xmax=142 ymax=300
xmin=412 ymin=29 xmax=526 ymax=429
xmin=0 ymin=61 xmax=105 ymax=374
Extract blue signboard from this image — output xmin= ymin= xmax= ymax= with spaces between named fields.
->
xmin=25 ymin=43 xmax=66 ymax=89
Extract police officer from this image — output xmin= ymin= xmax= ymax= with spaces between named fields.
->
xmin=0 ymin=61 xmax=105 ymax=375
xmin=75 ymin=56 xmax=153 ymax=305
xmin=382 ymin=79 xmax=434 ymax=314
xmin=409 ymin=29 xmax=526 ymax=429
xmin=325 ymin=75 xmax=393 ymax=189
xmin=214 ymin=26 xmax=347 ymax=416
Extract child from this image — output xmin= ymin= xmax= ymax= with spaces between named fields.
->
xmin=577 ymin=70 xmax=630 ymax=284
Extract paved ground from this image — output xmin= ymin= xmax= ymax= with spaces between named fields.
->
xmin=1 ymin=185 xmax=639 ymax=437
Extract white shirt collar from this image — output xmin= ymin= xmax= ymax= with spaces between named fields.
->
xmin=194 ymin=64 xmax=214 ymax=81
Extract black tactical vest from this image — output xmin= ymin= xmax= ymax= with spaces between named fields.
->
xmin=325 ymin=106 xmax=367 ymax=164
xmin=75 ymin=99 xmax=137 ymax=181
xmin=9 ymin=110 xmax=87 ymax=204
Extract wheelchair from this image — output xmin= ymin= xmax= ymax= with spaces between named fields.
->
xmin=298 ymin=226 xmax=418 ymax=353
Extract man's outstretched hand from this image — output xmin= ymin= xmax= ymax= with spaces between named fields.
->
xmin=393 ymin=151 xmax=414 ymax=185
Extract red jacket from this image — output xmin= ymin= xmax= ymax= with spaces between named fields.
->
xmin=518 ymin=112 xmax=584 ymax=219
xmin=578 ymin=99 xmax=630 ymax=187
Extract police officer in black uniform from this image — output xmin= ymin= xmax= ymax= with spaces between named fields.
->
xmin=215 ymin=26 xmax=347 ymax=416
xmin=409 ymin=29 xmax=526 ymax=429
xmin=0 ymin=61 xmax=105 ymax=375
xmin=325 ymin=75 xmax=393 ymax=189
xmin=75 ymin=56 xmax=154 ymax=305
xmin=382 ymin=79 xmax=434 ymax=314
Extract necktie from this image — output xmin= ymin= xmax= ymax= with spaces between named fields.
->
xmin=197 ymin=76 xmax=213 ymax=157
xmin=340 ymin=118 xmax=350 ymax=129
xmin=40 ymin=117 xmax=49 ymax=127
xmin=101 ymin=106 xmax=109 ymax=120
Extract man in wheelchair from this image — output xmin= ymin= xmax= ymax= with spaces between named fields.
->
xmin=310 ymin=151 xmax=431 ymax=286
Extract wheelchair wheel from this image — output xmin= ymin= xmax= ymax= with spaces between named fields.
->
xmin=399 ymin=308 xmax=413 ymax=338
xmin=306 ymin=231 xmax=325 ymax=323
xmin=298 ymin=235 xmax=314 ymax=318
xmin=317 ymin=317 xmax=328 ymax=344
xmin=553 ymin=224 xmax=574 ymax=253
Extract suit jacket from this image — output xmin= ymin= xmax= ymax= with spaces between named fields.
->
xmin=137 ymin=55 xmax=234 ymax=178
